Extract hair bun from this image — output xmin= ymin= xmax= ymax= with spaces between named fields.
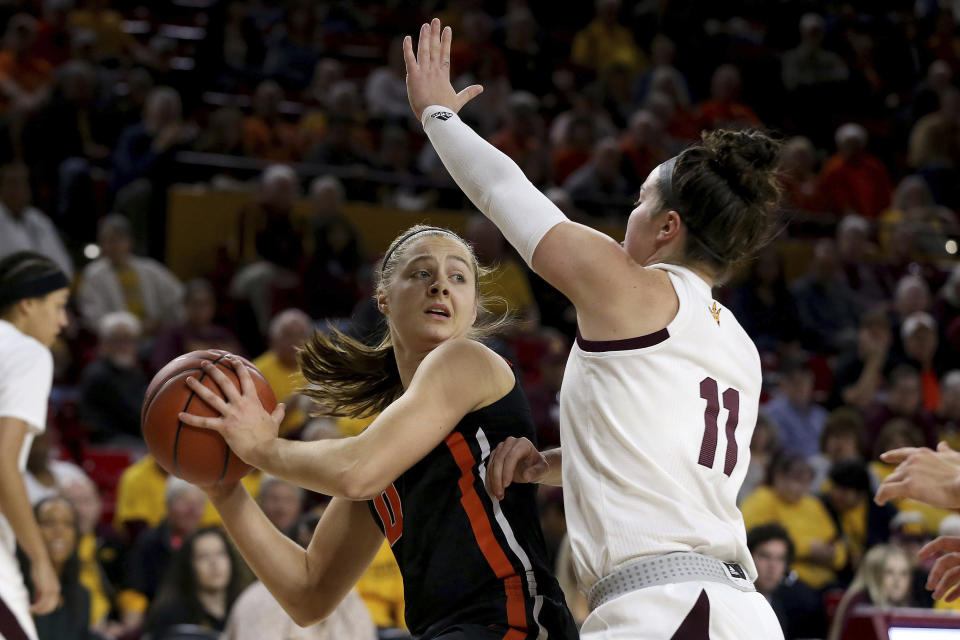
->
xmin=703 ymin=129 xmax=781 ymax=204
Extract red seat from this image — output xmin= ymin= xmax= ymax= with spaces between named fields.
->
xmin=81 ymin=446 xmax=140 ymax=527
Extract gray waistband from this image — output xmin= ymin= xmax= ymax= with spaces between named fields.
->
xmin=587 ymin=552 xmax=756 ymax=611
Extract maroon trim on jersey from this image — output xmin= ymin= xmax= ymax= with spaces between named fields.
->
xmin=670 ymin=589 xmax=710 ymax=639
xmin=575 ymin=327 xmax=670 ymax=352
xmin=0 ymin=594 xmax=32 ymax=640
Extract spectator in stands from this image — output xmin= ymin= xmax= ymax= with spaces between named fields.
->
xmin=77 ymin=214 xmax=183 ymax=335
xmin=0 ymin=14 xmax=53 ymax=117
xmin=304 ymin=81 xmax=373 ymax=167
xmin=256 ymin=476 xmax=304 ymax=535
xmin=563 ymin=137 xmax=630 ymax=218
xmin=449 ymin=10 xmax=508 ymax=82
xmin=781 ymin=13 xmax=849 ymax=144
xmin=644 ymin=77 xmax=698 ymax=143
xmin=24 ymin=496 xmax=91 ymax=640
xmin=196 ymin=0 xmax=265 ymax=91
xmin=765 ymin=356 xmax=828 ymax=458
xmin=253 ymin=309 xmax=313 ymax=437
xmin=738 ymin=412 xmax=779 ymax=505
xmin=892 ymin=275 xmax=933 ymax=342
xmin=741 ymin=450 xmax=847 ymax=590
xmin=223 ymin=512 xmax=377 ymax=640
xmin=365 ymin=36 xmax=412 ymax=125
xmin=143 ymin=527 xmax=250 ymax=637
xmin=888 ymin=510 xmax=937 ymax=608
xmin=778 ymin=136 xmax=824 ymax=215
xmin=570 ymin=0 xmax=646 ymax=77
xmin=818 ymin=123 xmax=893 ymax=219
xmin=820 ymin=459 xmax=897 ymax=580
xmin=933 ymin=265 xmax=960 ymax=341
xmin=33 ymin=0 xmax=73 ymax=68
xmin=696 ymin=64 xmax=762 ymax=132
xmin=827 ymin=544 xmax=914 ymax=640
xmin=908 ymin=86 xmax=960 ymax=172
xmin=618 ymin=109 xmax=668 ymax=191
xmin=77 ymin=311 xmax=148 ymax=442
xmin=19 ymin=60 xmax=111 ymax=244
xmin=632 ymin=34 xmax=690 ymax=109
xmin=747 ymin=523 xmax=826 ymax=640
xmin=150 ymin=279 xmax=241 ymax=374
xmin=353 ymin=538 xmax=406 ymax=635
xmin=0 ymin=163 xmax=73 ymax=278
xmin=936 ymin=371 xmax=960 ymax=448
xmin=549 ymin=86 xmax=617 ymax=150
xmin=525 ymin=330 xmax=569 ymax=450
xmin=502 ymin=7 xmax=551 ymax=97
xmin=726 ymin=245 xmax=801 ymax=355
xmin=113 ymin=454 xmax=168 ymax=544
xmin=304 ymin=211 xmax=366 ymax=321
xmin=837 ymin=215 xmax=893 ymax=307
xmin=827 ymin=307 xmax=891 ymax=410
xmin=125 ymin=478 xmax=206 ymax=608
xmin=60 ymin=473 xmax=130 ymax=636
xmin=111 ymin=86 xmax=198 ymax=227
xmin=896 ymin=311 xmax=945 ymax=409
xmin=465 ymin=216 xmax=539 ymax=330
xmin=866 ymin=367 xmax=939 ymax=447
xmin=790 ymin=238 xmax=861 ymax=353
xmin=908 ymin=60 xmax=953 ymax=126
xmin=881 ymin=176 xmax=958 ymax=262
xmin=809 ymin=408 xmax=865 ymax=491
xmin=23 ymin=430 xmax=84 ymax=504
xmin=489 ymin=91 xmax=550 ymax=187
xmin=552 ymin=116 xmax=594 ymax=186
xmin=242 ymin=80 xmax=300 ymax=162
xmin=194 ymin=107 xmax=245 ymax=156
xmin=68 ymin=0 xmax=151 ymax=65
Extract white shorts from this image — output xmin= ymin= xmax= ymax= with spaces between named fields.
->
xmin=0 ymin=549 xmax=38 ymax=640
xmin=581 ymin=581 xmax=784 ymax=640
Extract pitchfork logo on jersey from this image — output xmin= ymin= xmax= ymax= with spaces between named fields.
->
xmin=709 ymin=302 xmax=722 ymax=325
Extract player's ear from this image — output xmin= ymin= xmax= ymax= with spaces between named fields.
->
xmin=376 ymin=290 xmax=389 ymax=315
xmin=657 ymin=210 xmax=682 ymax=243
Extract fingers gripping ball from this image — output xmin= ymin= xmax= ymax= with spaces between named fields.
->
xmin=142 ymin=349 xmax=277 ymax=485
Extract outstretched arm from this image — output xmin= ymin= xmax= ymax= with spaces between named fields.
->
xmin=875 ymin=442 xmax=960 ymax=508
xmin=405 ymin=19 xmax=652 ymax=316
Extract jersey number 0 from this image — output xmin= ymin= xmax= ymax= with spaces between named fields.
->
xmin=697 ymin=376 xmax=741 ymax=476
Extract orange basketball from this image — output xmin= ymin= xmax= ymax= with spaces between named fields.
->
xmin=141 ymin=349 xmax=277 ymax=485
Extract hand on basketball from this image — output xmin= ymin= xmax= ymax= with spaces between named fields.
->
xmin=920 ymin=537 xmax=960 ymax=600
xmin=486 ymin=436 xmax=549 ymax=500
xmin=178 ymin=357 xmax=286 ymax=467
xmin=875 ymin=441 xmax=960 ymax=508
xmin=403 ymin=17 xmax=483 ymax=120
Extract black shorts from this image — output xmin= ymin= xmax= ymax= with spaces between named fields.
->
xmin=429 ymin=623 xmax=517 ymax=639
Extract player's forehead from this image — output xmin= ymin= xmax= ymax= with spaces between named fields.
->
xmin=400 ymin=235 xmax=473 ymax=268
xmin=641 ymin=166 xmax=664 ymax=195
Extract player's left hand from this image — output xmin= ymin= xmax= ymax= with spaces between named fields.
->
xmin=875 ymin=441 xmax=960 ymax=508
xmin=486 ymin=436 xmax=548 ymax=500
xmin=403 ymin=18 xmax=483 ymax=121
xmin=178 ymin=357 xmax=286 ymax=467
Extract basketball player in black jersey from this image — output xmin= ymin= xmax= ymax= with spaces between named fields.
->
xmin=179 ymin=224 xmax=579 ymax=639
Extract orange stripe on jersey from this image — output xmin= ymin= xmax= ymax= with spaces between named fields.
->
xmin=445 ymin=432 xmax=528 ymax=636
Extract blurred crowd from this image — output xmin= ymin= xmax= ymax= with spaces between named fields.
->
xmin=1 ymin=0 xmax=960 ymax=639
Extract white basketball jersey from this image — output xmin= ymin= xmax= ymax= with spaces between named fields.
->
xmin=559 ymin=263 xmax=761 ymax=591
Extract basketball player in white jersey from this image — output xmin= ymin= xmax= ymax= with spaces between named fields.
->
xmin=404 ymin=20 xmax=786 ymax=639
xmin=0 ymin=251 xmax=69 ymax=640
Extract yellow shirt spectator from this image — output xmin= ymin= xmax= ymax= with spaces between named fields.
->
xmin=253 ymin=350 xmax=308 ymax=436
xmin=77 ymin=533 xmax=111 ymax=626
xmin=571 ymin=16 xmax=646 ymax=75
xmin=355 ymin=540 xmax=405 ymax=629
xmin=741 ymin=485 xmax=846 ymax=589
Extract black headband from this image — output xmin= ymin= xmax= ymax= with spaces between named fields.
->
xmin=380 ymin=227 xmax=461 ymax=274
xmin=657 ymin=156 xmax=726 ymax=263
xmin=0 ymin=271 xmax=70 ymax=309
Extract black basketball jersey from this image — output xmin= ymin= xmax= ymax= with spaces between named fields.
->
xmin=367 ymin=375 xmax=579 ymax=640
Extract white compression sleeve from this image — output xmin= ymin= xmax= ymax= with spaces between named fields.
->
xmin=421 ymin=104 xmax=567 ymax=267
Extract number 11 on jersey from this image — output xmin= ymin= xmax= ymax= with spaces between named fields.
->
xmin=697 ymin=376 xmax=741 ymax=476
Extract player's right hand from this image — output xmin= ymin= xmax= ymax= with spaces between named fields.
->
xmin=486 ymin=437 xmax=548 ymax=500
xmin=403 ymin=18 xmax=483 ymax=120
xmin=920 ymin=536 xmax=960 ymax=600
xmin=29 ymin=556 xmax=61 ymax=615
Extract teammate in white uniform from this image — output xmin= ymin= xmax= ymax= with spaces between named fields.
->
xmin=404 ymin=19 xmax=786 ymax=638
xmin=0 ymin=251 xmax=69 ymax=640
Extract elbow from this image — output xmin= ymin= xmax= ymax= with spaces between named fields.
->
xmin=288 ymin=591 xmax=338 ymax=627
xmin=338 ymin=464 xmax=383 ymax=501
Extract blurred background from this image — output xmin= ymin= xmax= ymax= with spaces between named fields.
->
xmin=3 ymin=0 xmax=960 ymax=639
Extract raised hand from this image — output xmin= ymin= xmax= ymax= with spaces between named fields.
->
xmin=875 ymin=441 xmax=960 ymax=508
xmin=178 ymin=357 xmax=286 ymax=467
xmin=485 ymin=436 xmax=549 ymax=500
xmin=403 ymin=17 xmax=483 ymax=120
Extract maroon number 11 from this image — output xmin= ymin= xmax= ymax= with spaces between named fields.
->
xmin=697 ymin=377 xmax=740 ymax=476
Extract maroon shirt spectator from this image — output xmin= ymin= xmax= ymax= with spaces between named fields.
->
xmin=819 ymin=123 xmax=893 ymax=219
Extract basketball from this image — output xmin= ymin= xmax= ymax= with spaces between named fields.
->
xmin=141 ymin=349 xmax=277 ymax=485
